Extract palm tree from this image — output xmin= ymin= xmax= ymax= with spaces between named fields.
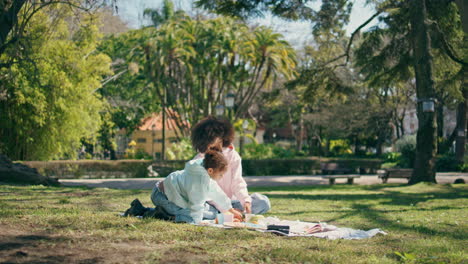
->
xmin=235 ymin=26 xmax=297 ymax=119
xmin=143 ymin=0 xmax=186 ymax=28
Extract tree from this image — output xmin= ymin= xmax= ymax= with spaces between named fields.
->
xmin=408 ymin=0 xmax=438 ymax=183
xmin=98 ymin=27 xmax=159 ymax=133
xmin=355 ymin=1 xmax=465 ymax=181
xmin=453 ymin=0 xmax=467 ymax=162
xmin=196 ymin=0 xmax=466 ymax=183
xmin=0 ymin=4 xmax=111 ymax=160
xmin=0 ymin=0 xmax=109 ymax=68
xmin=141 ymin=16 xmax=296 ymax=135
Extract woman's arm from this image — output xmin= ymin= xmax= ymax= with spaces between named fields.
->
xmin=229 ymin=150 xmax=252 ymax=206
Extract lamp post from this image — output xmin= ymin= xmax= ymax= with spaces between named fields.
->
xmin=215 ymin=105 xmax=225 ymax=117
xmin=239 ymin=119 xmax=249 ymax=156
xmin=224 ymin=92 xmax=235 ymax=121
xmin=292 ymin=124 xmax=298 ymax=150
xmin=151 ymin=124 xmax=156 ymax=160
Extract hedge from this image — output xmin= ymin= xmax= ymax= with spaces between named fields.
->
xmin=242 ymin=158 xmax=382 ymax=176
xmin=22 ymin=158 xmax=383 ymax=179
xmin=22 ymin=160 xmax=153 ymax=179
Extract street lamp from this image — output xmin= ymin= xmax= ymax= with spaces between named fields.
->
xmin=292 ymin=124 xmax=297 ymax=137
xmin=225 ymin=92 xmax=235 ymax=108
xmin=239 ymin=120 xmax=249 ymax=157
xmin=242 ymin=119 xmax=249 ymax=130
xmin=225 ymin=92 xmax=235 ymax=120
xmin=151 ymin=124 xmax=156 ymax=160
xmin=215 ymin=105 xmax=224 ymax=117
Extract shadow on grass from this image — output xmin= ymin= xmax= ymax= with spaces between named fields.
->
xmin=266 ymin=186 xmax=467 ymax=207
xmin=351 ymin=203 xmax=467 ymax=241
xmin=0 ymin=233 xmax=102 ymax=264
xmin=266 ymin=185 xmax=467 ymax=241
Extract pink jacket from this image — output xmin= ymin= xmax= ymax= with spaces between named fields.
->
xmin=195 ymin=145 xmax=251 ymax=206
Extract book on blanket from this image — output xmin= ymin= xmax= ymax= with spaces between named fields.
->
xmin=202 ymin=215 xmax=330 ymax=235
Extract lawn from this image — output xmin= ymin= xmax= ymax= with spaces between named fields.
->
xmin=0 ymin=183 xmax=466 ymax=263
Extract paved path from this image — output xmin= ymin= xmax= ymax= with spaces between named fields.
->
xmin=60 ymin=173 xmax=468 ymax=189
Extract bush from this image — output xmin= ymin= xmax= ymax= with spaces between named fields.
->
xmin=23 ymin=160 xmax=153 ymax=179
xmin=243 ymin=143 xmax=297 ymax=159
xmin=134 ymin=149 xmax=152 ymax=160
xmin=395 ymin=135 xmax=416 ymax=168
xmin=329 ymin=139 xmax=352 ymax=156
xmin=436 ymin=154 xmax=461 ymax=172
xmin=272 ymin=147 xmax=296 ymax=158
xmin=459 ymin=163 xmax=468 ymax=172
xmin=381 ymin=162 xmax=398 ymax=169
xmin=22 ymin=157 xmax=383 ymax=178
xmin=383 ymin=152 xmax=401 ymax=163
xmin=166 ymin=138 xmax=196 ymax=160
xmin=242 ymin=158 xmax=382 ymax=175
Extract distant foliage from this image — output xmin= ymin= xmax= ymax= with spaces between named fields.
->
xmin=243 ymin=143 xmax=297 ymax=159
xmin=435 ymin=154 xmax=461 ymax=172
xmin=0 ymin=6 xmax=111 ymax=160
xmin=329 ymin=139 xmax=352 ymax=156
xmin=395 ymin=135 xmax=417 ymax=168
xmin=166 ymin=138 xmax=196 ymax=160
xmin=382 ymin=152 xmax=402 ymax=163
xmin=134 ymin=149 xmax=153 ymax=160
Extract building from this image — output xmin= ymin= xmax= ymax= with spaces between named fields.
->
xmin=401 ymin=106 xmax=457 ymax=137
xmin=116 ymin=111 xmax=187 ymax=159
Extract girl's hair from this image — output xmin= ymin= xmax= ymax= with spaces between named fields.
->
xmin=203 ymin=149 xmax=228 ymax=172
xmin=191 ymin=116 xmax=235 ymax=152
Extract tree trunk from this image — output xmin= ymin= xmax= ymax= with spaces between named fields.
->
xmin=376 ymin=132 xmax=384 ymax=156
xmin=296 ymin=113 xmax=304 ymax=152
xmin=455 ymin=67 xmax=467 ymax=161
xmin=454 ymin=0 xmax=468 ymax=162
xmin=409 ymin=0 xmax=437 ymax=184
xmin=0 ymin=0 xmax=26 ymax=52
xmin=436 ymin=104 xmax=444 ymax=139
xmin=436 ymin=103 xmax=445 ymax=154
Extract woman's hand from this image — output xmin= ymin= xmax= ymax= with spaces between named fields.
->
xmin=228 ymin=208 xmax=243 ymax=221
xmin=244 ymin=202 xmax=252 ymax=213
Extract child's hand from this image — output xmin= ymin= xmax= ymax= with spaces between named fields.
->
xmin=228 ymin=208 xmax=243 ymax=221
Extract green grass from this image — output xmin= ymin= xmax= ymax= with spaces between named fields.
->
xmin=0 ymin=183 xmax=466 ymax=263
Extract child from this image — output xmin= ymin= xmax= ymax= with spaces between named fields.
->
xmin=191 ymin=116 xmax=271 ymax=218
xmin=150 ymin=149 xmax=242 ymax=224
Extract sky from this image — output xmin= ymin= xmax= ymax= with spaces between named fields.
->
xmin=115 ymin=0 xmax=378 ymax=48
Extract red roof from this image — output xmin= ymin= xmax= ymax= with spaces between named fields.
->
xmin=137 ymin=110 xmax=189 ymax=131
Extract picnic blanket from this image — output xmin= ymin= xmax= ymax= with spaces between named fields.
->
xmin=197 ymin=216 xmax=387 ymax=240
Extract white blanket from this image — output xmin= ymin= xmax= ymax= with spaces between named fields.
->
xmin=198 ymin=216 xmax=387 ymax=240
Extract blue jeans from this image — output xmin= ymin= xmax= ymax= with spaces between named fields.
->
xmin=150 ymin=185 xmax=194 ymax=223
xmin=203 ymin=193 xmax=271 ymax=220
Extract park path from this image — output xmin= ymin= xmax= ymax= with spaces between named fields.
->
xmin=60 ymin=172 xmax=467 ymax=190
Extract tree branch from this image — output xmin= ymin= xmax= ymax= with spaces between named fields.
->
xmin=318 ymin=1 xmax=401 ymax=70
xmin=0 ymin=0 xmax=27 ymax=49
xmin=345 ymin=10 xmax=383 ymax=63
xmin=431 ymin=21 xmax=468 ymax=66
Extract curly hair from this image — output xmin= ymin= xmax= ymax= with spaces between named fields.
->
xmin=203 ymin=149 xmax=228 ymax=172
xmin=191 ymin=116 xmax=235 ymax=153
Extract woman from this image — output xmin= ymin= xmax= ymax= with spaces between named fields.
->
xmin=191 ymin=116 xmax=271 ymax=219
